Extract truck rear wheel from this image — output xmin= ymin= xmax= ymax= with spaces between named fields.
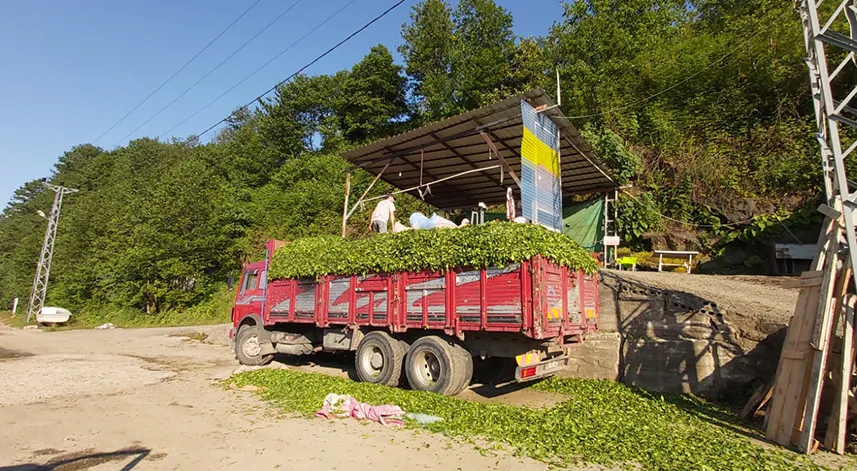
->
xmin=405 ymin=336 xmax=465 ymax=395
xmin=355 ymin=331 xmax=404 ymax=387
xmin=235 ymin=325 xmax=274 ymax=366
xmin=447 ymin=343 xmax=473 ymax=395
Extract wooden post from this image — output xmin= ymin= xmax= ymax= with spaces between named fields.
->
xmin=824 ymin=294 xmax=856 ymax=453
xmin=341 ymin=171 xmax=351 ymax=237
xmin=766 ymin=218 xmax=834 ymax=446
xmin=345 ymin=157 xmax=395 ymax=222
xmin=797 ymin=227 xmax=846 ymax=452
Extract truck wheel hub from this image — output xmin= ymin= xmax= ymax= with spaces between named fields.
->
xmin=243 ymin=335 xmax=261 ymax=357
xmin=419 ymin=352 xmax=440 ymax=383
xmin=370 ymin=348 xmax=383 ymax=370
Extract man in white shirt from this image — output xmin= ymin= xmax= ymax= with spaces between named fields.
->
xmin=370 ymin=194 xmax=396 ymax=233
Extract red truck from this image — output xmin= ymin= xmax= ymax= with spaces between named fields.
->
xmin=230 ymin=239 xmax=600 ymax=395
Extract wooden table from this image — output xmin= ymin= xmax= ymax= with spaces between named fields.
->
xmin=654 ymin=250 xmax=699 ymax=274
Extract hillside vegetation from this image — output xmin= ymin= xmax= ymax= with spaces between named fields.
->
xmin=0 ymin=0 xmax=831 ymax=319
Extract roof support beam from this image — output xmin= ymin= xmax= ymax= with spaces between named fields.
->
xmin=480 ymin=131 xmax=521 ymax=188
xmin=358 ymin=145 xmax=588 ymax=174
xmin=359 ymin=165 xmax=503 ymax=209
xmin=355 ymin=118 xmax=521 ymax=169
xmin=562 ymin=134 xmax=614 ymax=185
xmin=430 ymin=131 xmax=506 ymax=190
xmin=382 ymin=145 xmax=474 ymax=202
xmin=344 ymin=157 xmax=395 ymax=222
xmin=378 ymin=161 xmax=603 ymax=184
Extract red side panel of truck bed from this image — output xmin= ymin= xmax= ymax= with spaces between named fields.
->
xmin=262 ymin=256 xmax=598 ymax=340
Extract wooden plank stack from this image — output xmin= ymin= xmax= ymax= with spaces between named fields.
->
xmin=764 ymin=219 xmax=857 ymax=454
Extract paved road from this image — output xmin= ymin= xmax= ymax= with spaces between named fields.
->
xmin=0 ymin=323 xmax=562 ymax=471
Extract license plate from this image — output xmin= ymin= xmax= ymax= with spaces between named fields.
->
xmin=544 ymin=359 xmax=565 ymax=371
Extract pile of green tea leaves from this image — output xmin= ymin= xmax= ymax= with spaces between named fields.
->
xmin=269 ymin=221 xmax=599 ymax=280
xmin=230 ymin=370 xmax=835 ymax=471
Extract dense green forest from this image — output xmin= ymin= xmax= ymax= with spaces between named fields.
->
xmin=0 ymin=0 xmax=829 ymax=319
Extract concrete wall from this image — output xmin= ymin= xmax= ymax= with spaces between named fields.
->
xmin=564 ymin=272 xmax=785 ymax=400
xmin=560 ymin=332 xmax=621 ymax=381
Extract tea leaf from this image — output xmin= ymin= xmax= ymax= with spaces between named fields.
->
xmin=269 ymin=221 xmax=600 ymax=280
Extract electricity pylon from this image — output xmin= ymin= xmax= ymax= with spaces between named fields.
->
xmin=26 ymin=182 xmax=78 ymax=323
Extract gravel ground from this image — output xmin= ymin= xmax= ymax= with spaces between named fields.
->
xmin=0 ymin=323 xmax=573 ymax=471
xmin=0 ymin=354 xmax=175 ymax=406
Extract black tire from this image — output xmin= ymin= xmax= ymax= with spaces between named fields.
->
xmin=355 ymin=331 xmax=404 ymax=387
xmin=404 ymin=336 xmax=462 ymax=395
xmin=447 ymin=343 xmax=474 ymax=396
xmin=235 ymin=325 xmax=274 ymax=366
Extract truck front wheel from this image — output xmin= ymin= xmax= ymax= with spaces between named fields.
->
xmin=235 ymin=325 xmax=274 ymax=366
xmin=355 ymin=331 xmax=404 ymax=387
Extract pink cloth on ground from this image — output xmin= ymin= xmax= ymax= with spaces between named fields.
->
xmin=315 ymin=393 xmax=405 ymax=426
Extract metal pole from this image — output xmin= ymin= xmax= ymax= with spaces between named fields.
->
xmin=26 ymin=182 xmax=78 ymax=323
xmin=341 ymin=172 xmax=351 ymax=237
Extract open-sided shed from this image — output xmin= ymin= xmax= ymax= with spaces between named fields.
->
xmin=341 ymin=89 xmax=616 ymax=208
xmin=339 ymin=89 xmax=618 ymax=233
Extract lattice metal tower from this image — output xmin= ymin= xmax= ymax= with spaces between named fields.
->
xmin=783 ymin=0 xmax=857 ymax=452
xmin=26 ymin=182 xmax=78 ymax=323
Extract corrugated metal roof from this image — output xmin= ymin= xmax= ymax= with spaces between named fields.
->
xmin=341 ymin=89 xmax=617 ymax=209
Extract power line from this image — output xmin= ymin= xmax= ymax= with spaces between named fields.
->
xmin=193 ymin=0 xmax=407 ymax=140
xmin=562 ymin=9 xmax=793 ymax=120
xmin=160 ymin=0 xmax=357 ymax=139
xmin=113 ymin=0 xmax=305 ymax=147
xmin=92 ymin=0 xmax=264 ymax=144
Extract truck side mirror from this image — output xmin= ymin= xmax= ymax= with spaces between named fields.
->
xmin=227 ymin=273 xmax=235 ymax=290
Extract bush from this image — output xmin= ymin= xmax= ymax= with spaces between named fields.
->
xmin=71 ymin=284 xmax=234 ymax=328
xmin=616 ymin=193 xmax=662 ymax=248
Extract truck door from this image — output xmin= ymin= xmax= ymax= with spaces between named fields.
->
xmin=235 ymin=268 xmax=266 ymax=321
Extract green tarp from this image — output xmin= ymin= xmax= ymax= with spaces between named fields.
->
xmin=477 ymin=199 xmax=604 ymax=251
xmin=562 ymin=198 xmax=605 ymax=252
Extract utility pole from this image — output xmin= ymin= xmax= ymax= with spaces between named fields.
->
xmin=26 ymin=182 xmax=78 ymax=323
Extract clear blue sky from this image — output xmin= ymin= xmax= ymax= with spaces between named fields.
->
xmin=0 ymin=0 xmax=565 ymax=207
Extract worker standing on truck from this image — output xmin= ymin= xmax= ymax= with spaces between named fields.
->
xmin=370 ymin=194 xmax=396 ymax=233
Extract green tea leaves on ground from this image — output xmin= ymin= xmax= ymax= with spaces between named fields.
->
xmin=230 ymin=370 xmax=832 ymax=471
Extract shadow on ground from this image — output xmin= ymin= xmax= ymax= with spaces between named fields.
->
xmin=274 ymin=351 xmax=359 ymax=381
xmin=270 ymin=350 xmax=557 ymax=405
xmin=1 ymin=447 xmax=158 ymax=471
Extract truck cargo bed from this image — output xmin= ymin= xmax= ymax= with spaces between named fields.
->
xmin=262 ymin=256 xmax=598 ymax=340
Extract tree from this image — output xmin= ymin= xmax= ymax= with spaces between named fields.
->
xmin=336 ymin=45 xmax=408 ymax=144
xmin=451 ymin=0 xmax=516 ymax=109
xmin=400 ymin=0 xmax=518 ymax=120
xmin=399 ymin=0 xmax=456 ymax=121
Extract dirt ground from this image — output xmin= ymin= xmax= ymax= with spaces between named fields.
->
xmin=0 ymin=323 xmax=590 ymax=471
xmin=601 ymin=269 xmax=800 ymax=343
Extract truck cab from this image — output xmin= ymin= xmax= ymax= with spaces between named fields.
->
xmin=229 ymin=260 xmax=267 ymax=348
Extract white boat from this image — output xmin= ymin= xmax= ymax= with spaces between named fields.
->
xmin=37 ymin=307 xmax=72 ymax=324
